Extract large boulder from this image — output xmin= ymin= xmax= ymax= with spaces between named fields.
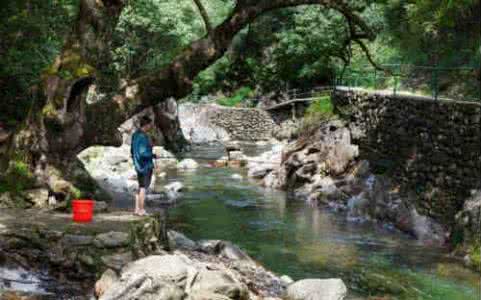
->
xmin=286 ymin=279 xmax=347 ymax=300
xmin=188 ymin=269 xmax=249 ymax=300
xmin=276 ymin=120 xmax=358 ymax=190
xmin=179 ymin=103 xmax=231 ymax=144
xmin=346 ymin=175 xmax=447 ymax=245
xmin=99 ymin=255 xmax=195 ymax=300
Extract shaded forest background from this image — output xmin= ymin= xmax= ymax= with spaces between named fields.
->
xmin=1 ymin=0 xmax=480 ymax=129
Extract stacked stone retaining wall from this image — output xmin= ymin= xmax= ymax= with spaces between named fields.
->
xmin=332 ymin=88 xmax=481 ymax=225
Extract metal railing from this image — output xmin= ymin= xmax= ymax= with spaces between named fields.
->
xmin=336 ymin=64 xmax=480 ymax=102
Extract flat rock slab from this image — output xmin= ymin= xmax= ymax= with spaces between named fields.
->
xmin=62 ymin=234 xmax=94 ymax=246
xmin=0 ymin=209 xmax=160 ymax=237
xmin=94 ymin=232 xmax=130 ymax=248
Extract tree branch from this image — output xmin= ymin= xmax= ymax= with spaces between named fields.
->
xmin=353 ymin=39 xmax=386 ymax=72
xmin=344 ymin=17 xmax=386 ymax=73
xmin=192 ymin=0 xmax=213 ymax=35
xmin=102 ymin=0 xmax=376 ymax=131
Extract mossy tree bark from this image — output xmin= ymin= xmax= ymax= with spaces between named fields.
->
xmin=5 ymin=0 xmax=374 ymax=200
xmin=6 ymin=0 xmax=126 ymax=198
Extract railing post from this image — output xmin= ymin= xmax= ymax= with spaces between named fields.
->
xmin=432 ymin=68 xmax=439 ymax=101
xmin=393 ymin=74 xmax=398 ymax=96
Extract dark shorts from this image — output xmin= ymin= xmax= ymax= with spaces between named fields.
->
xmin=137 ymin=169 xmax=153 ymax=189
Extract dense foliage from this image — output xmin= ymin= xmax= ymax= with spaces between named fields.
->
xmin=0 ymin=0 xmax=78 ymax=128
xmin=1 ymin=0 xmax=479 ymax=123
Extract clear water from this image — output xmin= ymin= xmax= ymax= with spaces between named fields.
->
xmin=0 ymin=266 xmax=84 ymax=299
xmin=141 ymin=144 xmax=481 ymax=300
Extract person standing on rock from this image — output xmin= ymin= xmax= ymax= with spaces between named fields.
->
xmin=131 ymin=115 xmax=157 ymax=216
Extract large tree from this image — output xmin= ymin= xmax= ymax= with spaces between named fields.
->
xmin=4 ymin=0 xmax=376 ymax=199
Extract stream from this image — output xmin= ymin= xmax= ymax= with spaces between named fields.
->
xmin=2 ymin=143 xmax=479 ymax=299
xmin=142 ymin=143 xmax=479 ymax=300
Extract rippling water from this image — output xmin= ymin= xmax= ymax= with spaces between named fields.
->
xmin=146 ymin=144 xmax=481 ymax=300
xmin=0 ymin=266 xmax=84 ymax=299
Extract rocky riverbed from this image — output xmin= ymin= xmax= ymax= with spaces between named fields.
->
xmin=0 ymin=208 xmax=348 ymax=300
xmin=244 ymin=119 xmax=480 ymax=270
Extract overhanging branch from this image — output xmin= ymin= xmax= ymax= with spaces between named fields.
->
xmin=110 ymin=0 xmax=377 ymax=125
xmin=192 ymin=0 xmax=213 ymax=34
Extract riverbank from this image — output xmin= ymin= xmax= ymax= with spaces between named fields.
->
xmin=0 ymin=208 xmax=348 ymax=300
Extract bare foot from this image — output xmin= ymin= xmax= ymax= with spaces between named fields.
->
xmin=138 ymin=210 xmax=150 ymax=216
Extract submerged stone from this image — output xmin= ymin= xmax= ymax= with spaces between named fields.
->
xmin=286 ymin=278 xmax=347 ymax=300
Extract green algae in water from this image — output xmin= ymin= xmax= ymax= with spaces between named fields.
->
xmin=142 ymin=146 xmax=481 ymax=300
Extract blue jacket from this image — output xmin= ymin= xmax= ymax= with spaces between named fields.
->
xmin=131 ymin=130 xmax=154 ymax=174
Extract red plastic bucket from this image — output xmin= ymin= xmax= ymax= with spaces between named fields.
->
xmin=72 ymin=200 xmax=95 ymax=223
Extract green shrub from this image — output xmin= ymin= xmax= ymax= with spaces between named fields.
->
xmin=305 ymin=95 xmax=334 ymax=116
xmin=217 ymin=87 xmax=254 ymax=107
xmin=297 ymin=95 xmax=335 ymax=137
xmin=468 ymin=243 xmax=481 ymax=270
xmin=1 ymin=159 xmax=35 ymax=195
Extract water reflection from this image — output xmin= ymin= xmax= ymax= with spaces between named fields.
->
xmin=151 ymin=144 xmax=480 ymax=299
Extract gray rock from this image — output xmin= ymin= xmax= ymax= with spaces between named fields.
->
xmin=247 ymin=165 xmax=273 ymax=179
xmin=105 ymin=155 xmax=128 ymax=166
xmin=62 ymin=234 xmax=94 ymax=246
xmin=164 ymin=182 xmax=184 ymax=199
xmin=198 ymin=240 xmax=253 ymax=262
xmin=95 ymin=269 xmax=118 ymax=298
xmin=153 ymin=146 xmax=176 ymax=159
xmin=280 ymin=275 xmax=294 ymax=287
xmin=286 ymin=279 xmax=347 ymax=300
xmin=100 ymin=255 xmax=195 ymax=300
xmin=456 ymin=190 xmax=481 ymax=243
xmin=22 ymin=188 xmax=49 ymax=208
xmin=185 ymin=292 xmax=231 ymax=300
xmin=228 ymin=151 xmax=245 ymax=161
xmin=94 ymin=231 xmax=129 ymax=248
xmin=101 ymin=252 xmax=134 ymax=272
xmin=219 ymin=241 xmax=253 ymax=262
xmin=231 ymin=174 xmax=243 ymax=180
xmin=78 ymin=254 xmax=95 ymax=267
xmin=167 ymin=230 xmax=197 ymax=251
xmin=94 ymin=201 xmax=109 ymax=213
xmin=0 ymin=192 xmax=16 ymax=209
xmin=178 ymin=159 xmax=199 ymax=170
xmin=188 ymin=269 xmax=249 ymax=300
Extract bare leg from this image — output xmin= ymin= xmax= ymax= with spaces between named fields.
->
xmin=139 ymin=187 xmax=146 ymax=214
xmin=134 ymin=193 xmax=140 ymax=214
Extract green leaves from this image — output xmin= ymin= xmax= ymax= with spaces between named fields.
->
xmin=112 ymin=0 xmax=234 ymax=78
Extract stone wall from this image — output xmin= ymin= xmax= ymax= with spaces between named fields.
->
xmin=209 ymin=106 xmax=276 ymax=141
xmin=332 ymin=88 xmax=481 ymax=225
xmin=179 ymin=103 xmax=299 ymax=142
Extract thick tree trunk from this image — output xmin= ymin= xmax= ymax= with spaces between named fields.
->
xmin=4 ymin=0 xmax=373 ymax=202
xmin=153 ymin=99 xmax=189 ymax=153
xmin=4 ymin=0 xmax=126 ymax=199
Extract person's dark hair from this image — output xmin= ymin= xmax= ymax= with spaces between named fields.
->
xmin=139 ymin=115 xmax=153 ymax=128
